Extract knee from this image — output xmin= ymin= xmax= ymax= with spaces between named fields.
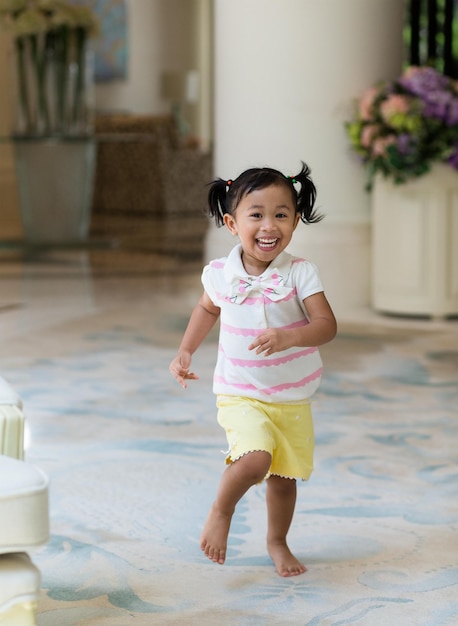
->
xmin=236 ymin=450 xmax=271 ymax=484
xmin=268 ymin=474 xmax=297 ymax=495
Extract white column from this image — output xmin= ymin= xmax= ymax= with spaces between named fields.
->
xmin=206 ymin=0 xmax=405 ymax=315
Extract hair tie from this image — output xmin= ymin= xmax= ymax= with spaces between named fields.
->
xmin=226 ymin=179 xmax=233 ymax=189
xmin=288 ymin=176 xmax=297 ymax=184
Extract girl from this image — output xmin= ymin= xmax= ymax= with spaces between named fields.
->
xmin=169 ymin=162 xmax=336 ymax=577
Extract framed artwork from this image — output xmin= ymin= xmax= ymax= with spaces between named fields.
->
xmin=73 ymin=0 xmax=128 ymax=82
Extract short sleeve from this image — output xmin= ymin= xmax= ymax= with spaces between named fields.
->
xmin=291 ymin=259 xmax=324 ymax=301
xmin=201 ymin=262 xmax=219 ymax=305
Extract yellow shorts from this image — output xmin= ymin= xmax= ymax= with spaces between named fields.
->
xmin=216 ymin=395 xmax=314 ymax=481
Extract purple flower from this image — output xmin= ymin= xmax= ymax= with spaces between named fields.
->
xmin=399 ymin=66 xmax=449 ymax=98
xmin=446 ymin=99 xmax=458 ymax=126
xmin=422 ymin=91 xmax=453 ymax=120
xmin=447 ymin=147 xmax=458 ymax=169
xmin=346 ymin=65 xmax=458 ymax=187
xmin=396 ymin=133 xmax=415 ymax=155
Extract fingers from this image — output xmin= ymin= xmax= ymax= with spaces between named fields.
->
xmin=248 ymin=332 xmax=273 ymax=355
xmin=178 ymin=373 xmax=199 ymax=389
xmin=183 ymin=371 xmax=199 ymax=384
xmin=248 ymin=339 xmax=272 ymax=356
xmin=172 ymin=370 xmax=195 ymax=388
xmin=169 ymin=357 xmax=199 ymax=388
xmin=248 ymin=337 xmax=263 ymax=351
xmin=248 ymin=329 xmax=284 ymax=355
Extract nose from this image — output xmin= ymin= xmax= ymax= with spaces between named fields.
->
xmin=260 ymin=216 xmax=275 ymax=230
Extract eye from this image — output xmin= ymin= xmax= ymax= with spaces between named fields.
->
xmin=249 ymin=212 xmax=263 ymax=219
xmin=276 ymin=212 xmax=288 ymax=219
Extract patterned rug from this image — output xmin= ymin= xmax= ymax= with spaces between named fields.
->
xmin=0 ymin=277 xmax=457 ymax=626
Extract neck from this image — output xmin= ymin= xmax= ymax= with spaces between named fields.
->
xmin=241 ymin=252 xmax=272 ymax=276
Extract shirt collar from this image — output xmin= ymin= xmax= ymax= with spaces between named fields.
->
xmin=223 ymin=244 xmax=294 ymax=303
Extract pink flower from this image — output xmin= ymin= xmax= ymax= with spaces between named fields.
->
xmin=360 ymin=124 xmax=382 ymax=148
xmin=372 ymin=135 xmax=396 ymax=156
xmin=380 ymin=94 xmax=411 ymax=122
xmin=401 ymin=66 xmax=422 ymax=80
xmin=359 ymin=86 xmax=380 ymax=120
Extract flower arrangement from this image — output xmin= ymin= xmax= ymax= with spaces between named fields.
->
xmin=0 ymin=0 xmax=99 ymax=135
xmin=345 ymin=66 xmax=458 ymax=189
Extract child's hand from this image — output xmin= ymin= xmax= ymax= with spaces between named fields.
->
xmin=169 ymin=352 xmax=199 ymax=388
xmin=248 ymin=328 xmax=288 ymax=356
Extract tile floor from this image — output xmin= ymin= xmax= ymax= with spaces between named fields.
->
xmin=0 ymin=243 xmax=456 ymax=626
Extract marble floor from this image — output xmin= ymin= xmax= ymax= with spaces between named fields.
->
xmin=0 ymin=243 xmax=455 ymax=344
xmin=0 ymin=244 xmax=457 ymax=625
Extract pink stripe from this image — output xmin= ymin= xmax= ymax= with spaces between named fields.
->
xmin=215 ymin=288 xmax=298 ymax=306
xmin=221 ymin=317 xmax=309 ymax=337
xmin=209 ymin=260 xmax=224 ymax=268
xmin=219 ymin=345 xmax=318 ymax=367
xmin=214 ymin=367 xmax=323 ymax=395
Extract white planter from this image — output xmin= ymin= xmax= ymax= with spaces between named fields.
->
xmin=372 ymin=165 xmax=458 ymax=318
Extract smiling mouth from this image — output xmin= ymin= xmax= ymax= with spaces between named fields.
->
xmin=257 ymin=238 xmax=278 ymax=250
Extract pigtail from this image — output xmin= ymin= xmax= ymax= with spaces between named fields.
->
xmin=207 ymin=178 xmax=231 ymax=227
xmin=207 ymin=162 xmax=322 ymax=226
xmin=293 ymin=162 xmax=323 ymax=224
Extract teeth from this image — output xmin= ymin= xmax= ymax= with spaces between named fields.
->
xmin=258 ymin=238 xmax=277 ymax=245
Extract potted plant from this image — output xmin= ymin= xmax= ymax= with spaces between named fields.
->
xmin=0 ymin=0 xmax=99 ymax=135
xmin=345 ymin=66 xmax=458 ymax=318
xmin=345 ymin=65 xmax=458 ymax=190
xmin=0 ymin=0 xmax=100 ymax=244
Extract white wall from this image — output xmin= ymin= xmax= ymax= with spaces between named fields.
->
xmin=94 ymin=0 xmax=198 ymax=116
xmin=213 ymin=0 xmax=404 ymax=223
xmin=207 ymin=0 xmax=405 ymax=315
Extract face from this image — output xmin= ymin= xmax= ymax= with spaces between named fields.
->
xmin=223 ymin=183 xmax=300 ymax=275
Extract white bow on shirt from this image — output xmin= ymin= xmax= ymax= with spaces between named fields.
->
xmin=227 ymin=267 xmax=294 ymax=304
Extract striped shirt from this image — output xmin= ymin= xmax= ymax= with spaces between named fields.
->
xmin=202 ymin=244 xmax=324 ymax=402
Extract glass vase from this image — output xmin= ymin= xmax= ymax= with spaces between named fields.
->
xmin=14 ymin=137 xmax=96 ymax=243
xmin=12 ymin=28 xmax=94 ymax=137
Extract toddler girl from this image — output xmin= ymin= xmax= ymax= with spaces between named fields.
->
xmin=169 ymin=162 xmax=336 ymax=577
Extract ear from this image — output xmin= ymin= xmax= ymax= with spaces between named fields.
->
xmin=223 ymin=213 xmax=238 ymax=236
xmin=293 ymin=213 xmax=301 ymax=230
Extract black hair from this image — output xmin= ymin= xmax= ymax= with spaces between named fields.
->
xmin=207 ymin=161 xmax=322 ymax=227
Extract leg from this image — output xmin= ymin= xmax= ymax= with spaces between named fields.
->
xmin=201 ymin=450 xmax=271 ymax=565
xmin=266 ymin=475 xmax=307 ymax=577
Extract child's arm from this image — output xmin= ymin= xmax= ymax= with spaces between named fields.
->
xmin=248 ymin=292 xmax=336 ymax=356
xmin=169 ymin=290 xmax=220 ymax=388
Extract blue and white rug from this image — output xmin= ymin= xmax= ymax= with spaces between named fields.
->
xmin=1 ymin=299 xmax=457 ymax=625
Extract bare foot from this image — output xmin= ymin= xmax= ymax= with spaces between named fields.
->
xmin=268 ymin=541 xmax=307 ymax=577
xmin=200 ymin=503 xmax=232 ymax=565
